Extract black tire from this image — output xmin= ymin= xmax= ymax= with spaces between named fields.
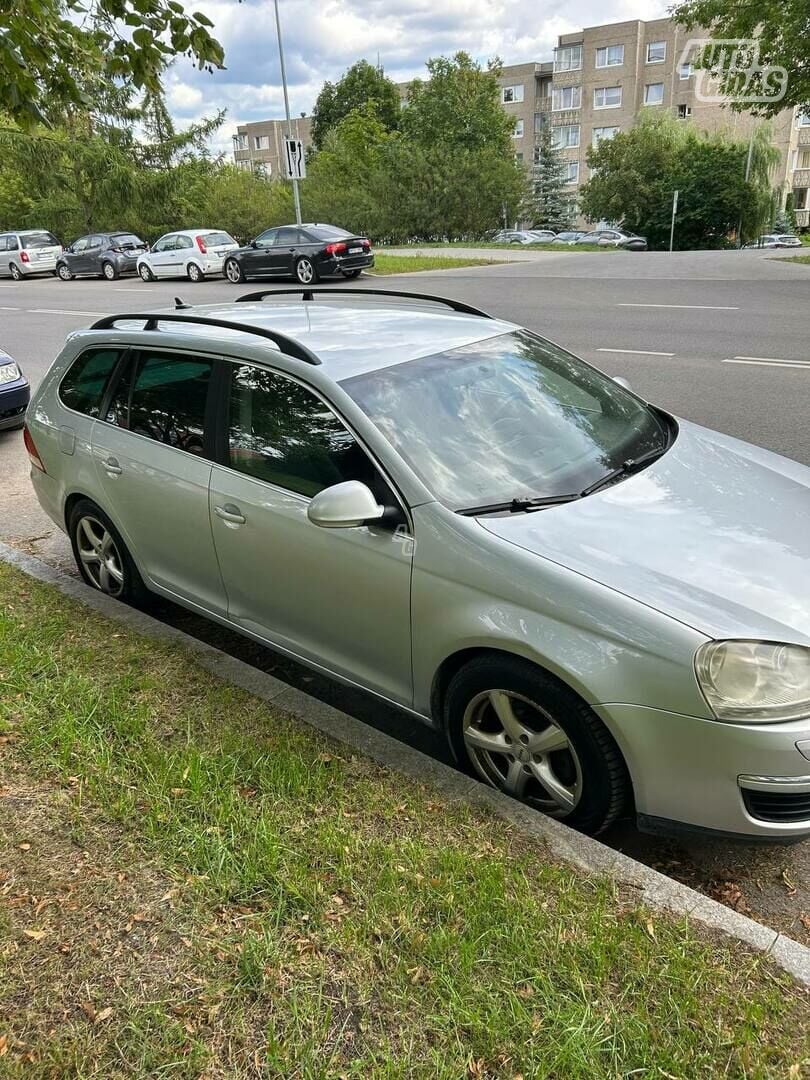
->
xmin=138 ymin=263 xmax=154 ymax=282
xmin=343 ymin=269 xmax=362 ymax=280
xmin=68 ymin=499 xmax=150 ymax=607
xmin=9 ymin=263 xmax=22 ymax=281
xmin=187 ymin=262 xmax=204 ymax=283
xmin=56 ymin=263 xmax=74 ymax=281
xmin=294 ymin=256 xmax=318 ymax=285
xmin=102 ymin=261 xmax=118 ymax=280
xmin=224 ymin=258 xmax=245 ymax=284
xmin=444 ymin=654 xmax=631 ymax=834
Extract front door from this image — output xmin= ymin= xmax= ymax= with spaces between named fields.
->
xmin=148 ymin=235 xmax=178 ymax=277
xmin=209 ymin=361 xmax=414 ymax=706
xmin=241 ymin=228 xmax=281 ymax=277
xmin=91 ymin=347 xmax=227 ymax=614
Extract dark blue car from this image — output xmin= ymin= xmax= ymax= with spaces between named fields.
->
xmin=0 ymin=346 xmax=29 ymax=431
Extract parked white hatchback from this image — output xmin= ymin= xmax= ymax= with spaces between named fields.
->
xmin=137 ymin=229 xmax=238 ymax=283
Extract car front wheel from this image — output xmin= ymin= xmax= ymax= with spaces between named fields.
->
xmin=57 ymin=263 xmax=74 ymax=281
xmin=138 ymin=263 xmax=154 ymax=281
xmin=444 ymin=655 xmax=630 ymax=834
xmin=224 ymin=259 xmax=245 ymax=283
xmin=68 ymin=500 xmax=149 ymax=606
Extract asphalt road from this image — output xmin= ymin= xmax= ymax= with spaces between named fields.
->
xmin=1 ymin=250 xmax=809 ymax=942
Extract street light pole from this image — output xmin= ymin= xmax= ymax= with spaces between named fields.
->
xmin=273 ymin=0 xmax=302 ymax=226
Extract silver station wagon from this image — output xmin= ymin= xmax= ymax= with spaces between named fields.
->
xmin=25 ymin=289 xmax=810 ymax=838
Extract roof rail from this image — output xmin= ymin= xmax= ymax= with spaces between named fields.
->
xmin=89 ymin=312 xmax=322 ymax=366
xmin=235 ymin=287 xmax=492 ymax=319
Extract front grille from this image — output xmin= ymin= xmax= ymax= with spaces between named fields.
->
xmin=743 ymin=788 xmax=810 ymax=823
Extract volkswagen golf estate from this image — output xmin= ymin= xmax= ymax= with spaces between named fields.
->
xmin=24 ymin=289 xmax=810 ymax=839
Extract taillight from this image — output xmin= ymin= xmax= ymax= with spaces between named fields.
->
xmin=23 ymin=424 xmax=46 ymax=472
xmin=325 ymin=242 xmax=348 ymax=256
xmin=362 ymin=239 xmax=371 ymax=251
xmin=195 ymin=236 xmax=207 ymax=254
xmin=19 ymin=251 xmax=30 ymax=263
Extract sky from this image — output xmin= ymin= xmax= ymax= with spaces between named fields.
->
xmin=163 ymin=0 xmax=669 ymax=154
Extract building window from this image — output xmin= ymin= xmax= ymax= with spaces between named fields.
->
xmin=679 ymin=62 xmax=693 ymax=79
xmin=534 ymin=112 xmax=545 ymax=133
xmin=644 ymin=83 xmax=664 ymax=106
xmin=513 ymin=119 xmax=524 ymax=138
xmin=677 ymin=103 xmax=692 ymax=120
xmin=502 ymin=84 xmax=524 ymax=104
xmin=552 ymin=124 xmax=580 ymax=148
xmin=592 ymin=126 xmax=619 ymax=145
xmin=515 ymin=151 xmax=524 ymax=164
xmin=552 ymin=85 xmax=582 ymax=111
xmin=798 ymin=112 xmax=810 ymax=127
xmin=564 ymin=161 xmax=580 ymax=184
xmin=595 ymin=44 xmax=624 ymax=68
xmin=253 ymin=135 xmax=270 ymax=150
xmin=554 ymin=45 xmax=583 ymax=72
xmin=593 ymin=85 xmax=622 ymax=109
xmin=233 ymin=133 xmax=248 ymax=150
xmin=797 ymin=149 xmax=810 ymax=170
xmin=646 ymin=41 xmax=666 ymax=63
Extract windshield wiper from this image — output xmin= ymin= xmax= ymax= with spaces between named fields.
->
xmin=579 ymin=444 xmax=668 ymax=497
xmin=458 ymin=493 xmax=581 ymax=516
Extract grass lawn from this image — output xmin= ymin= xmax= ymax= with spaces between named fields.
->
xmin=0 ymin=562 xmax=808 ymax=1077
xmin=771 ymin=254 xmax=810 ymax=265
xmin=370 ymin=254 xmax=508 ymax=274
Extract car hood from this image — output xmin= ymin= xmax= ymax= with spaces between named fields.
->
xmin=479 ymin=420 xmax=810 ymax=645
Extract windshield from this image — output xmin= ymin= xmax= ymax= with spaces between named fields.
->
xmin=341 ymin=331 xmax=671 ymax=511
xmin=307 ymin=225 xmax=354 ymax=241
xmin=21 ymin=231 xmax=59 ymax=248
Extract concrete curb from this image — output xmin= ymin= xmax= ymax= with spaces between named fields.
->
xmin=2 ymin=540 xmax=809 ymax=987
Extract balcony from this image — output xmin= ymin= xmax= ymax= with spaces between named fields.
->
xmin=794 ymin=208 xmax=809 ymax=227
xmin=798 ymin=127 xmax=810 ymax=146
xmin=792 ymin=169 xmax=810 ymax=188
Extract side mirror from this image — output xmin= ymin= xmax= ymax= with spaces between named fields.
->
xmin=250 ymin=239 xmax=258 ymax=248
xmin=307 ymin=481 xmax=384 ymax=529
xmin=613 ymin=376 xmax=633 ymax=392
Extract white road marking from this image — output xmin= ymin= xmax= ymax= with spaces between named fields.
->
xmin=28 ymin=308 xmax=106 ymax=317
xmin=597 ymin=347 xmax=674 ymax=357
xmin=113 ymin=287 xmax=157 ymax=292
xmin=733 ymin=354 xmax=809 ymax=364
xmin=0 ymin=306 xmax=20 ymax=311
xmin=617 ymin=302 xmax=739 ymax=310
xmin=723 ymin=357 xmax=810 ymax=370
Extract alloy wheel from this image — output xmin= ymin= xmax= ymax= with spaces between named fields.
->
xmin=225 ymin=260 xmax=243 ymax=283
xmin=296 ymin=258 xmax=314 ymax=284
xmin=75 ymin=515 xmax=125 ymax=597
xmin=462 ymin=689 xmax=583 ymax=816
xmin=57 ymin=264 xmax=73 ymax=280
xmin=103 ymin=262 xmax=116 ymax=280
xmin=9 ymin=263 xmax=22 ymax=280
xmin=188 ymin=263 xmax=202 ymax=282
xmin=138 ymin=264 xmax=152 ymax=281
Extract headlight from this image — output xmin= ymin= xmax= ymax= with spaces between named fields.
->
xmin=695 ymin=640 xmax=810 ymax=723
xmin=0 ymin=360 xmax=20 ymax=385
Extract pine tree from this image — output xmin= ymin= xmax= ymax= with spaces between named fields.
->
xmin=526 ymin=125 xmax=574 ymax=231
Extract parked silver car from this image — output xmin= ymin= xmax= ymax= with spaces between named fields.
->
xmin=0 ymin=229 xmax=62 ymax=279
xmin=25 ymin=290 xmax=810 ymax=839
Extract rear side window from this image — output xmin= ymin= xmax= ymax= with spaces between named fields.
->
xmin=227 ymin=364 xmax=379 ymax=497
xmin=105 ymin=351 xmax=212 ymax=455
xmin=58 ymin=348 xmax=122 ymax=417
xmin=0 ymin=236 xmax=7 ymax=252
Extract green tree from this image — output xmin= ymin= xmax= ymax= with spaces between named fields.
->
xmin=526 ymin=126 xmax=574 ymax=231
xmin=203 ymin=166 xmax=293 ymax=245
xmin=0 ymin=0 xmax=223 ymax=127
xmin=579 ymin=114 xmax=778 ymax=249
xmin=672 ymin=0 xmax=809 ymax=116
xmin=311 ymin=60 xmax=401 ymax=150
xmin=402 ymin=52 xmax=514 ymax=153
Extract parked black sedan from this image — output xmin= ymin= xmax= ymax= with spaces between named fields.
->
xmin=223 ymin=224 xmax=374 ymax=285
xmin=0 ymin=345 xmax=30 ymax=431
xmin=56 ymin=232 xmax=149 ymax=280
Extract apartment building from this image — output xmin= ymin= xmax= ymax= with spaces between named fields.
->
xmin=499 ymin=18 xmax=808 ymax=226
xmin=232 ymin=115 xmax=313 ymax=177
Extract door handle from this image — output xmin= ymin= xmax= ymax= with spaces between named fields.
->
xmin=103 ymin=455 xmax=122 ymax=475
xmin=214 ymin=503 xmax=246 ymax=525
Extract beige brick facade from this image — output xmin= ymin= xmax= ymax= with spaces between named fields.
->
xmin=232 ymin=116 xmax=313 ymax=179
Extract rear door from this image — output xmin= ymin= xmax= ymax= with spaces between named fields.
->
xmin=91 ymin=348 xmax=226 ymax=614
xmin=272 ymin=226 xmax=305 ymax=276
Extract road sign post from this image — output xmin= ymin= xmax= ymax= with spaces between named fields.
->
xmin=669 ymin=189 xmax=679 ymax=252
xmin=273 ymin=0 xmax=302 ymax=226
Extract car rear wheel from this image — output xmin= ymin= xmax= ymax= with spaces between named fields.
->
xmin=294 ymin=257 xmax=317 ymax=285
xmin=9 ymin=263 xmax=22 ymax=281
xmin=57 ymin=263 xmax=74 ymax=281
xmin=224 ymin=259 xmax=245 ymax=284
xmin=444 ymin=655 xmax=631 ymax=834
xmin=138 ymin=263 xmax=154 ymax=282
xmin=68 ymin=500 xmax=149 ymax=606
xmin=187 ymin=262 xmax=203 ymax=283
xmin=102 ymin=261 xmax=118 ymax=280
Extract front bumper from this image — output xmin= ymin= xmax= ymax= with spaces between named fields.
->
xmin=320 ymin=253 xmax=375 ymax=278
xmin=0 ymin=378 xmax=30 ymax=429
xmin=595 ymin=702 xmax=810 ymax=838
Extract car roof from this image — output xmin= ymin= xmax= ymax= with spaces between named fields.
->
xmin=91 ymin=298 xmax=517 ymax=381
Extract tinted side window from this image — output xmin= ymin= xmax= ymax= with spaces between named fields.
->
xmin=106 ymin=352 xmax=212 ymax=455
xmin=7 ymin=237 xmax=18 ymax=251
xmin=59 ymin=348 xmax=122 ymax=417
xmin=255 ymin=229 xmax=278 ymax=247
xmin=0 ymin=236 xmax=7 ymax=253
xmin=228 ymin=365 xmax=380 ymax=498
xmin=276 ymin=227 xmax=302 ymax=244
